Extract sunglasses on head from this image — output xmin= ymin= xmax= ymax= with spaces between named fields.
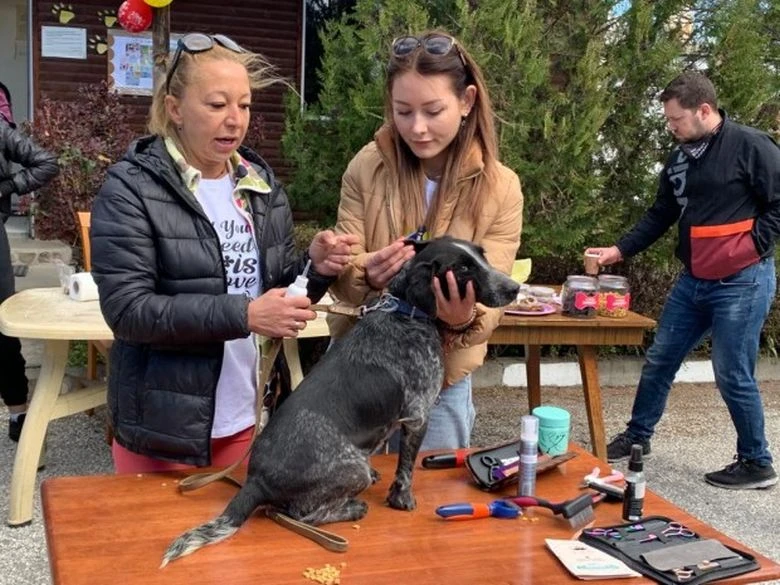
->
xmin=391 ymin=34 xmax=467 ymax=68
xmin=165 ymin=33 xmax=244 ymax=95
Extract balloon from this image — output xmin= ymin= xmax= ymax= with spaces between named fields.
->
xmin=117 ymin=0 xmax=153 ymax=33
xmin=144 ymin=0 xmax=173 ymax=6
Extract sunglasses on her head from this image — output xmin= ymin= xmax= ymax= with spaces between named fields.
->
xmin=165 ymin=33 xmax=244 ymax=95
xmin=391 ymin=34 xmax=467 ymax=68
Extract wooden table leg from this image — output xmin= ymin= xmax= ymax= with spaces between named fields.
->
xmin=282 ymin=338 xmax=304 ymax=390
xmin=577 ymin=345 xmax=606 ymax=461
xmin=8 ymin=339 xmax=68 ymax=526
xmin=525 ymin=344 xmax=541 ymax=413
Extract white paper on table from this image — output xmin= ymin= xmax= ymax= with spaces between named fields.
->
xmin=545 ymin=539 xmax=641 ymax=580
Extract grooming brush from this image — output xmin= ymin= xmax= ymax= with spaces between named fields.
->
xmin=509 ymin=493 xmax=596 ymax=529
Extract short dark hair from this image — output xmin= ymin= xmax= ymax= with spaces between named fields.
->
xmin=659 ymin=71 xmax=718 ymax=110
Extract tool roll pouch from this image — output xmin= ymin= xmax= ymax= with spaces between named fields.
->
xmin=579 ymin=516 xmax=759 ymax=584
xmin=465 ymin=440 xmax=576 ymax=491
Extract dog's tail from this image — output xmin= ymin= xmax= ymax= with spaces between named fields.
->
xmin=160 ymin=485 xmax=262 ymax=568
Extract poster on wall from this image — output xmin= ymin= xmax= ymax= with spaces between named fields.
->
xmin=107 ymin=29 xmax=179 ymax=96
xmin=41 ymin=26 xmax=87 ymax=60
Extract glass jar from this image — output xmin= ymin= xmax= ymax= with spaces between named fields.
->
xmin=598 ymin=274 xmax=631 ymax=318
xmin=561 ymin=275 xmax=598 ymax=318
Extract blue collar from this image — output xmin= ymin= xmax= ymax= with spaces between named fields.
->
xmin=361 ymin=293 xmax=432 ymax=322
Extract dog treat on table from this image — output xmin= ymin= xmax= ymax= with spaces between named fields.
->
xmin=508 ymin=294 xmax=547 ymax=312
xmin=303 ymin=562 xmax=346 ymax=585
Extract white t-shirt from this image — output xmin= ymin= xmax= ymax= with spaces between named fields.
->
xmin=425 ymin=178 xmax=438 ymax=210
xmin=196 ymin=175 xmax=261 ymax=438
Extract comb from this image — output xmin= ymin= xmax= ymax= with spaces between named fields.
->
xmin=509 ymin=493 xmax=596 ymax=529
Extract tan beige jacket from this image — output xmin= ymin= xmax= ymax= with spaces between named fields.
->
xmin=329 ymin=126 xmax=523 ymax=386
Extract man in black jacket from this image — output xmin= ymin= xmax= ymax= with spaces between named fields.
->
xmin=0 ymin=81 xmax=59 ymax=441
xmin=587 ymin=71 xmax=780 ymax=490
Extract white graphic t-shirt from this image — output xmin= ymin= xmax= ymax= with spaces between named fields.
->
xmin=197 ymin=174 xmax=261 ymax=438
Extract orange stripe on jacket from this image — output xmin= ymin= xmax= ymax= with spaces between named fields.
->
xmin=691 ymin=218 xmax=754 ymax=238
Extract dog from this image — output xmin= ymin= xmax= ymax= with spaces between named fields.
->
xmin=161 ymin=236 xmax=520 ymax=566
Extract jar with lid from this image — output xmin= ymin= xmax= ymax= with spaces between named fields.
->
xmin=561 ymin=275 xmax=598 ymax=318
xmin=598 ymin=275 xmax=631 ymax=318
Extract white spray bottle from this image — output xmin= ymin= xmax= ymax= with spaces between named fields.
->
xmin=286 ymin=258 xmax=312 ymax=298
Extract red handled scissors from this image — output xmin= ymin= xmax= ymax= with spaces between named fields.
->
xmin=435 ymin=500 xmax=522 ymax=520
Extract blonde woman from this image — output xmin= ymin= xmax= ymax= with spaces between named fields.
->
xmin=91 ymin=34 xmax=357 ymax=472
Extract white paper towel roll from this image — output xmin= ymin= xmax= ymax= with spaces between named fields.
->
xmin=68 ymin=272 xmax=99 ymax=302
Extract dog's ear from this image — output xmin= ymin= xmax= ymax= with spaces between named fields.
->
xmin=402 ymin=259 xmax=439 ymax=317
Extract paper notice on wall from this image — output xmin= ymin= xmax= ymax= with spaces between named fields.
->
xmin=41 ymin=26 xmax=86 ymax=59
xmin=107 ymin=29 xmax=179 ymax=96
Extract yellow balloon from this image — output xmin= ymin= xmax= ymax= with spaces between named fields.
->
xmin=144 ymin=0 xmax=173 ymax=7
xmin=511 ymin=258 xmax=532 ymax=284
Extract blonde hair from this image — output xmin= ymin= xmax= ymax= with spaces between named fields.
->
xmin=148 ymin=42 xmax=281 ymax=138
xmin=384 ymin=31 xmax=498 ymax=232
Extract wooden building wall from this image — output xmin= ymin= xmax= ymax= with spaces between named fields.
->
xmin=32 ymin=0 xmax=302 ymax=173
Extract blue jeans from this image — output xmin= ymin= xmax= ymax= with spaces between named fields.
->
xmin=625 ymin=258 xmax=775 ymax=465
xmin=387 ymin=375 xmax=476 ymax=452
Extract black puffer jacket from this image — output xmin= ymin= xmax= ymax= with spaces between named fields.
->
xmin=0 ymin=119 xmax=59 ymax=220
xmin=91 ymin=135 xmax=331 ymax=466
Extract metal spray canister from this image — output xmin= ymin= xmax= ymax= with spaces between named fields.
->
xmin=518 ymin=415 xmax=539 ymax=496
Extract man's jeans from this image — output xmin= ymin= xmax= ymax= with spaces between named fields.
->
xmin=626 ymin=258 xmax=775 ymax=465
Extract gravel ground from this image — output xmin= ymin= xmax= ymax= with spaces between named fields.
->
xmin=1 ymin=380 xmax=779 ymax=584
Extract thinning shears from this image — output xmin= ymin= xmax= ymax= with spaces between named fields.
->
xmin=435 ymin=499 xmax=522 ymax=520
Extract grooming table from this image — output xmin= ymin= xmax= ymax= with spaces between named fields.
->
xmin=41 ymin=445 xmax=780 ymax=584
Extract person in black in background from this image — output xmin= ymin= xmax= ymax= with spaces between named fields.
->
xmin=0 ymin=80 xmax=59 ymax=441
xmin=587 ymin=71 xmax=780 ymax=490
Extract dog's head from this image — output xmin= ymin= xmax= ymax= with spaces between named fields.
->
xmin=387 ymin=236 xmax=520 ymax=318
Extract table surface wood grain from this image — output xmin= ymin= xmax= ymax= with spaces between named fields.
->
xmin=42 ymin=445 xmax=778 ymax=585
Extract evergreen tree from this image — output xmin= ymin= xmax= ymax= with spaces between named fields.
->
xmin=282 ymin=0 xmax=778 ymax=267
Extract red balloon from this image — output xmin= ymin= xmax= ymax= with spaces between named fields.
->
xmin=117 ymin=0 xmax=153 ymax=33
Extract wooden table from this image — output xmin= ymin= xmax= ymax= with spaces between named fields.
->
xmin=41 ymin=445 xmax=780 ymax=585
xmin=0 ymin=287 xmax=328 ymax=526
xmin=0 ymin=288 xmax=113 ymax=527
xmin=490 ymin=309 xmax=656 ymax=461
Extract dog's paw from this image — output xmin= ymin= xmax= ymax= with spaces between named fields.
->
xmin=386 ymin=484 xmax=416 ymax=510
xmin=370 ymin=467 xmax=381 ymax=484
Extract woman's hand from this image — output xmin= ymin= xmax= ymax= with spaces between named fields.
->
xmin=364 ymin=238 xmax=416 ymax=290
xmin=433 ymin=270 xmax=476 ymax=328
xmin=247 ymin=288 xmax=317 ymax=338
xmin=308 ymin=230 xmax=360 ymax=276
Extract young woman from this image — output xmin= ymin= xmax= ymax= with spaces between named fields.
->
xmin=329 ymin=31 xmax=523 ymax=450
xmin=90 ymin=34 xmax=357 ymax=472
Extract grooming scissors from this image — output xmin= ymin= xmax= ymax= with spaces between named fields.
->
xmin=662 ymin=522 xmax=695 ymax=538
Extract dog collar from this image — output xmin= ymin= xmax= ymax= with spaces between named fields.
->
xmin=361 ymin=293 xmax=432 ymax=322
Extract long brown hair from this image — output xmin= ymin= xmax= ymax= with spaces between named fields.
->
xmin=148 ymin=40 xmax=280 ymax=139
xmin=384 ymin=31 xmax=498 ymax=233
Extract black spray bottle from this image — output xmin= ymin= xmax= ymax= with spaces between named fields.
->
xmin=621 ymin=444 xmax=646 ymax=522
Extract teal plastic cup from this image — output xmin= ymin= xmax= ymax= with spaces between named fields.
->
xmin=531 ymin=406 xmax=571 ymax=456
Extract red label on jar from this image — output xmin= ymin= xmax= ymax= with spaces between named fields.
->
xmin=606 ymin=293 xmax=631 ymax=310
xmin=574 ymin=292 xmax=598 ymax=310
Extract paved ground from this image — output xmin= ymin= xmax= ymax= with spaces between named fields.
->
xmin=1 ymin=380 xmax=779 ymax=584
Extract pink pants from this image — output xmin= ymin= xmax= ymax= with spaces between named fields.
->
xmin=112 ymin=426 xmax=255 ymax=474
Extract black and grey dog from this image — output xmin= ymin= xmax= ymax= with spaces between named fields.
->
xmin=161 ymin=236 xmax=519 ymax=566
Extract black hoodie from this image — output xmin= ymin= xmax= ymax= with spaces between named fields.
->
xmin=617 ymin=113 xmax=780 ymax=280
